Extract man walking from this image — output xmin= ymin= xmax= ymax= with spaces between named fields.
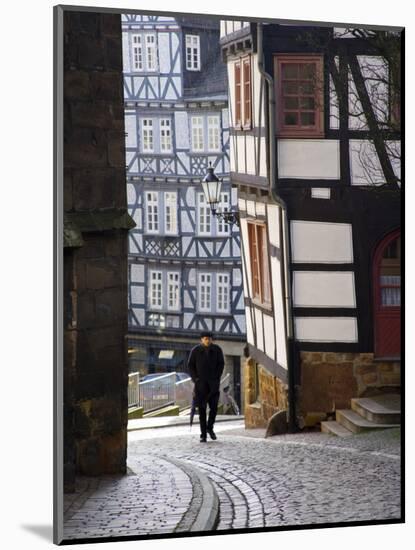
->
xmin=188 ymin=331 xmax=225 ymax=442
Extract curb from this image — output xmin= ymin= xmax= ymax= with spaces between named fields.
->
xmin=128 ymin=415 xmax=244 ymax=432
xmin=167 ymin=456 xmax=219 ymax=532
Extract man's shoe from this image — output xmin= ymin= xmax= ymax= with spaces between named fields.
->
xmin=207 ymin=428 xmax=217 ymax=440
xmin=200 ymin=435 xmax=207 ymax=443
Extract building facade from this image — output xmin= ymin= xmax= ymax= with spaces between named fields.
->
xmin=220 ymin=21 xmax=401 ymax=428
xmin=122 ymin=14 xmax=246 ymax=403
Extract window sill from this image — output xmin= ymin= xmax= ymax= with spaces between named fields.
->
xmin=277 ymin=131 xmax=325 ymax=139
xmin=251 ymin=298 xmax=273 ymax=314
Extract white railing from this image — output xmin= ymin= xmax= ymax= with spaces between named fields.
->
xmin=128 ymin=373 xmax=139 ymax=408
xmin=138 ymin=372 xmax=176 ymax=413
xmin=133 ymin=371 xmax=235 ymax=414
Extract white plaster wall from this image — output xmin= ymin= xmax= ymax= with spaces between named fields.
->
xmin=350 ymin=139 xmax=401 ymax=185
xmin=359 ymin=55 xmax=389 ymax=124
xmin=184 ymin=313 xmax=193 ymax=329
xmin=329 ymin=75 xmax=340 ymax=129
xmin=270 ymin=256 xmax=288 ymax=369
xmin=295 ymin=317 xmax=358 ymax=343
xmin=131 ymin=286 xmax=145 ymax=305
xmin=278 ymin=140 xmax=340 ymax=179
xmin=158 ymin=33 xmax=171 ymax=73
xmin=238 ymin=198 xmax=246 ymax=212
xmin=311 ymin=188 xmax=331 ymax=199
xmin=246 ymin=200 xmax=256 ymax=217
xmin=131 ymin=264 xmax=145 ymax=283
xmin=133 ymin=308 xmax=145 ymax=325
xmin=293 ymin=271 xmax=356 ymax=308
xmin=256 ymin=202 xmax=266 ymax=217
xmin=127 ymin=183 xmax=136 ymax=206
xmin=255 ymin=307 xmax=264 ymax=352
xmin=134 ymin=77 xmax=143 ymax=98
xmin=259 ymin=137 xmax=267 ymax=177
xmin=175 ymin=112 xmax=189 ymax=149
xmin=171 ymin=33 xmax=181 ymax=74
xmin=237 ymin=135 xmax=246 ymax=173
xmin=291 ymin=221 xmax=354 ymax=264
xmin=348 ymin=69 xmax=367 ymax=130
xmin=245 ymin=134 xmax=257 ymax=175
xmin=122 ymin=32 xmax=131 ymax=73
xmin=263 ymin=313 xmax=275 ymax=360
xmin=124 ymin=114 xmax=137 ymax=148
xmin=267 ymin=203 xmax=280 ymax=249
xmin=246 ymin=306 xmax=254 ymax=345
xmin=239 ymin=218 xmax=252 ymax=295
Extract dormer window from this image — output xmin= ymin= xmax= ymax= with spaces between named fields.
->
xmin=186 ymin=35 xmax=201 ymax=71
xmin=275 ymin=54 xmax=324 ymax=137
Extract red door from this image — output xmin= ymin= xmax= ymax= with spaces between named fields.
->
xmin=373 ymin=230 xmax=401 ymax=358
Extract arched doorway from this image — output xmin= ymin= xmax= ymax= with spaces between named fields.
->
xmin=373 ymin=230 xmax=401 ymax=358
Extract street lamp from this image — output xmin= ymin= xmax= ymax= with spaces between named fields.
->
xmin=201 ymin=163 xmax=240 ymax=226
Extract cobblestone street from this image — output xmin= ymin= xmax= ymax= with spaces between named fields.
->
xmin=63 ymin=421 xmax=401 ymax=540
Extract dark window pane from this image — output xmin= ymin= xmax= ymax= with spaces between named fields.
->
xmin=284 ymin=112 xmax=298 ymax=125
xmin=299 ymin=63 xmax=316 ymax=79
xmin=299 ymin=82 xmax=314 ymax=94
xmin=281 ymin=63 xmax=299 ymax=79
xmin=284 ymin=97 xmax=299 ymax=109
xmin=282 ymin=82 xmax=299 ymax=95
xmin=300 ymin=112 xmax=315 ymax=125
xmin=383 ymin=238 xmax=398 ymax=259
xmin=300 ymin=97 xmax=315 ymax=109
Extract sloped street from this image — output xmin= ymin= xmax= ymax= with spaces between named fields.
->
xmin=63 ymin=421 xmax=401 ymax=540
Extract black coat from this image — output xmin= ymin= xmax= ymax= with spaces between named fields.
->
xmin=187 ymin=344 xmax=225 ymax=387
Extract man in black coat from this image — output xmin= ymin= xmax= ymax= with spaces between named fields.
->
xmin=188 ymin=331 xmax=224 ymax=442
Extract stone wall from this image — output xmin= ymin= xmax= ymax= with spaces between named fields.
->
xmin=244 ymin=357 xmax=288 ymax=428
xmin=297 ymin=352 xmax=401 ymax=425
xmin=63 ymin=12 xmax=133 ymax=490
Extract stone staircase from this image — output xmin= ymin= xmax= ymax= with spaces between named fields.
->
xmin=321 ymin=393 xmax=401 ymax=437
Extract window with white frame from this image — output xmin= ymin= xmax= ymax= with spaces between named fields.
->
xmin=150 ymin=271 xmax=163 ymax=308
xmin=167 ymin=272 xmax=180 ymax=310
xmin=164 ymin=192 xmax=178 ymax=235
xmin=199 ymin=273 xmax=212 ymax=311
xmin=217 ymin=273 xmax=230 ymax=313
xmin=146 ymin=192 xmax=159 ymax=233
xmin=198 ymin=193 xmax=211 ymax=235
xmin=191 ymin=116 xmax=204 ymax=151
xmin=186 ymin=35 xmax=201 ymax=71
xmin=131 ymin=33 xmax=158 ymax=72
xmin=132 ymin=35 xmax=143 ymax=71
xmin=217 ymin=192 xmax=230 ymax=235
xmin=142 ymin=119 xmax=154 ymax=152
xmin=160 ymin=119 xmax=172 ymax=153
xmin=208 ymin=116 xmax=220 ymax=151
xmin=145 ymin=34 xmax=157 ymax=71
xmin=140 ymin=118 xmax=173 ymax=154
xmin=190 ymin=115 xmax=222 ymax=152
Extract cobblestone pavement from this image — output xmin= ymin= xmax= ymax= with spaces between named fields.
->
xmin=64 ymin=454 xmax=194 ymax=539
xmin=63 ymin=421 xmax=401 ymax=540
xmin=129 ymin=423 xmax=401 ymax=530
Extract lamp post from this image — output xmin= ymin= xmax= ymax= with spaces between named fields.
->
xmin=201 ymin=163 xmax=240 ymax=226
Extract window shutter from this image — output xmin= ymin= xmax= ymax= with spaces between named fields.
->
xmin=235 ymin=62 xmax=242 ymax=127
xmin=243 ymin=57 xmax=252 ymax=127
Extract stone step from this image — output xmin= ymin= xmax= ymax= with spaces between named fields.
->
xmin=336 ymin=408 xmax=399 ymax=434
xmin=321 ymin=420 xmax=353 ymax=437
xmin=350 ymin=394 xmax=401 ymax=425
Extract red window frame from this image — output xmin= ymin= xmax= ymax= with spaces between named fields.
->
xmin=234 ymin=56 xmax=252 ymax=130
xmin=235 ymin=61 xmax=242 ymax=126
xmin=275 ymin=54 xmax=324 ymax=138
xmin=247 ymin=221 xmax=271 ymax=306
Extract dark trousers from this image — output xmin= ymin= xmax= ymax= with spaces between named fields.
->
xmin=195 ymin=380 xmax=220 ymax=437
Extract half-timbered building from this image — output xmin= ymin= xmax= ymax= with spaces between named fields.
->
xmin=122 ymin=14 xmax=246 ymax=401
xmin=220 ymin=21 xmax=401 ymax=429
